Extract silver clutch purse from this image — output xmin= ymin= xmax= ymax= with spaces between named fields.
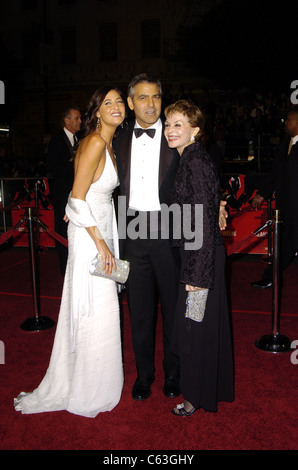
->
xmin=185 ymin=289 xmax=209 ymax=322
xmin=89 ymin=253 xmax=130 ymax=284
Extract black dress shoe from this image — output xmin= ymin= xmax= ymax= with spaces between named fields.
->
xmin=163 ymin=377 xmax=180 ymax=398
xmin=251 ymin=280 xmax=273 ymax=289
xmin=132 ymin=379 xmax=152 ymax=401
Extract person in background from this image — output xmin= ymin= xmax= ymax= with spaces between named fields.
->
xmin=47 ymin=106 xmax=82 ymax=275
xmin=251 ymin=106 xmax=298 ymax=289
xmin=164 ymin=100 xmax=234 ymax=416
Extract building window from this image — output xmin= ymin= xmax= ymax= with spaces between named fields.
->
xmin=99 ymin=23 xmax=118 ymax=61
xmin=141 ymin=19 xmax=161 ymax=58
xmin=60 ymin=28 xmax=76 ymax=64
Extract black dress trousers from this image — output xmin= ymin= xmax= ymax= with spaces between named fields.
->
xmin=124 ymin=233 xmax=180 ymax=383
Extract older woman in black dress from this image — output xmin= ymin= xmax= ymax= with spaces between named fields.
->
xmin=164 ymin=100 xmax=234 ymax=416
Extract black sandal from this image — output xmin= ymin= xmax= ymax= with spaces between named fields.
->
xmin=171 ymin=403 xmax=198 ymax=416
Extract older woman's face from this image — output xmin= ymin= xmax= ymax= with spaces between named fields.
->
xmin=164 ymin=111 xmax=199 ymax=155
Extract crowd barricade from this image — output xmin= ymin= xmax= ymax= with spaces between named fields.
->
xmin=222 ymin=201 xmax=273 ymax=255
xmin=221 ymin=174 xmax=274 ymax=256
xmin=0 ymin=177 xmax=55 ymax=248
xmin=2 ymin=175 xmax=273 ymax=254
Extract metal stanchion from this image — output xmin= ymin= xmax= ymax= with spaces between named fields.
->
xmin=20 ymin=207 xmax=55 ymax=331
xmin=255 ymin=210 xmax=291 ymax=353
xmin=34 ymin=181 xmax=41 ymax=250
xmin=262 ymin=196 xmax=273 ymax=264
xmin=0 ymin=179 xmax=7 ymax=232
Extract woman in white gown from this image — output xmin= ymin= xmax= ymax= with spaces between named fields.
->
xmin=14 ymin=87 xmax=126 ymax=418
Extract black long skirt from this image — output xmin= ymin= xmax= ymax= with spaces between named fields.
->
xmin=171 ymin=244 xmax=234 ymax=412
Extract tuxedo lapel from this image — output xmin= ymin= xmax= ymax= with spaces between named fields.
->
xmin=159 ymin=134 xmax=177 ymax=188
xmin=62 ymin=130 xmax=75 ymax=158
xmin=290 ymin=141 xmax=298 ymax=158
xmin=117 ymin=131 xmax=133 ymax=204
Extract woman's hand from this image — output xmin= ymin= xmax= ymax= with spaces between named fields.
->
xmin=185 ymin=284 xmax=205 ymax=292
xmin=94 ymin=236 xmax=117 ymax=276
xmin=219 ymin=200 xmax=228 ymax=230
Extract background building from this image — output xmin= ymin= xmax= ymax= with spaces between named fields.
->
xmin=0 ymin=0 xmax=296 ymax=175
xmin=0 ymin=0 xmax=220 ymax=161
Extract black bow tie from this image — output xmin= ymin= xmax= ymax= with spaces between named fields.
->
xmin=134 ymin=128 xmax=156 ymax=138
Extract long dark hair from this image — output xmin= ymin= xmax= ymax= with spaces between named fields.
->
xmin=79 ymin=85 xmax=125 ymax=141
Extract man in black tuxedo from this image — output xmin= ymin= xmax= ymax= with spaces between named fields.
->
xmin=114 ymin=74 xmax=181 ymax=401
xmin=47 ymin=106 xmax=81 ymax=275
xmin=251 ymin=106 xmax=298 ymax=288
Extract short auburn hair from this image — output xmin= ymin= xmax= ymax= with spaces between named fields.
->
xmin=164 ymin=100 xmax=205 ymax=140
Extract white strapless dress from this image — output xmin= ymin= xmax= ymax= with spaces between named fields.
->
xmin=14 ymin=150 xmax=123 ymax=418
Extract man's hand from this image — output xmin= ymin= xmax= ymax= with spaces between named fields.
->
xmin=251 ymin=194 xmax=264 ymax=209
xmin=219 ymin=200 xmax=228 ymax=230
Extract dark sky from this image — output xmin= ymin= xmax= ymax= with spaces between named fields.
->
xmin=178 ymin=0 xmax=297 ymax=91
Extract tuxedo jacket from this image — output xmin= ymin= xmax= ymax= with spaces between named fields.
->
xmin=114 ymin=120 xmax=180 ymax=210
xmin=113 ymin=120 xmax=180 ymax=256
xmin=47 ymin=129 xmax=75 ymax=204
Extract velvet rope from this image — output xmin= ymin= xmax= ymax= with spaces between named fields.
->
xmin=0 ymin=218 xmax=68 ymax=248
xmin=0 ymin=194 xmax=30 ymax=213
xmin=0 ymin=227 xmax=21 ymax=245
xmin=225 ymin=205 xmax=270 ymax=256
xmin=40 ymin=226 xmax=68 ymax=247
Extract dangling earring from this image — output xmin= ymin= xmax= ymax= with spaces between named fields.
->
xmin=96 ymin=117 xmax=101 ymax=131
xmin=190 ymin=135 xmax=195 ymax=143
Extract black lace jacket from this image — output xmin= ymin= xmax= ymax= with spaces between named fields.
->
xmin=171 ymin=141 xmax=223 ymax=289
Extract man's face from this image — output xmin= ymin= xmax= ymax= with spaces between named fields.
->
xmin=285 ymin=113 xmax=298 ymax=137
xmin=127 ymin=82 xmax=162 ymax=129
xmin=64 ymin=109 xmax=82 ymax=134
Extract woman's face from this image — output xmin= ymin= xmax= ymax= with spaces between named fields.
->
xmin=96 ymin=89 xmax=125 ymax=128
xmin=164 ymin=111 xmax=199 ymax=155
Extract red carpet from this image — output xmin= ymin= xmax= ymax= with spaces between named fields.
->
xmin=0 ymin=246 xmax=298 ymax=452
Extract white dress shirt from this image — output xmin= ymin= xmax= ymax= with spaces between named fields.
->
xmin=64 ymin=127 xmax=76 ymax=146
xmin=129 ymin=119 xmax=162 ymax=211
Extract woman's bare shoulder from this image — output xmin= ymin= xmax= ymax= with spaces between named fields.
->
xmin=82 ymin=132 xmax=105 ymax=149
xmin=76 ymin=132 xmax=106 ymax=159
